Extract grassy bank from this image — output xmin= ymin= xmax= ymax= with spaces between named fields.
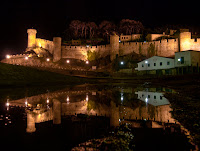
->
xmin=0 ymin=63 xmax=88 ymax=87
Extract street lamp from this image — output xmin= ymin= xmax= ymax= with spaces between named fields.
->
xmin=46 ymin=58 xmax=50 ymax=62
xmin=120 ymin=61 xmax=124 ymax=65
xmin=145 ymin=60 xmax=148 ymax=74
xmin=86 ymin=60 xmax=89 ymax=64
xmin=6 ymin=55 xmax=10 ymax=59
xmin=66 ymin=60 xmax=70 ymax=63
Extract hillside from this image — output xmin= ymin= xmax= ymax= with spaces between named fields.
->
xmin=0 ymin=63 xmax=87 ymax=86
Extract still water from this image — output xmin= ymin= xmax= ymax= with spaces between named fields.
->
xmin=0 ymin=84 xmax=193 ymax=150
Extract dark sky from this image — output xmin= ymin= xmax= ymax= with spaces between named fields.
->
xmin=0 ymin=0 xmax=199 ymax=59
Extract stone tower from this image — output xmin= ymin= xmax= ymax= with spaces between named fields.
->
xmin=26 ymin=112 xmax=36 ymax=133
xmin=179 ymin=29 xmax=191 ymax=51
xmin=53 ymin=99 xmax=61 ymax=124
xmin=27 ymin=29 xmax=37 ymax=48
xmin=53 ymin=37 xmax=62 ymax=62
xmin=110 ymin=34 xmax=119 ymax=61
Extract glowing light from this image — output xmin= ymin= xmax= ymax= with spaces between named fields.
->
xmin=145 ymin=98 xmax=148 ymax=102
xmin=66 ymin=96 xmax=69 ymax=102
xmin=6 ymin=55 xmax=10 ymax=59
xmin=86 ymin=60 xmax=89 ymax=64
xmin=86 ymin=94 xmax=89 ymax=101
xmin=47 ymin=98 xmax=49 ymax=104
xmin=6 ymin=102 xmax=9 ymax=107
xmin=66 ymin=60 xmax=70 ymax=63
xmin=25 ymin=56 xmax=28 ymax=60
xmin=145 ymin=60 xmax=148 ymax=64
xmin=120 ymin=61 xmax=124 ymax=65
xmin=178 ymin=58 xmax=181 ymax=62
xmin=25 ymin=100 xmax=28 ymax=107
xmin=46 ymin=58 xmax=50 ymax=62
xmin=39 ymin=43 xmax=42 ymax=47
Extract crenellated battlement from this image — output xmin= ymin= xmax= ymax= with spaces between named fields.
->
xmin=4 ymin=28 xmax=200 ymax=63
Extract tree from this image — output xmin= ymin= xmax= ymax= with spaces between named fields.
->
xmin=69 ymin=20 xmax=82 ymax=39
xmin=99 ymin=20 xmax=116 ymax=41
xmin=80 ymin=22 xmax=87 ymax=38
xmin=119 ymin=19 xmax=143 ymax=35
xmin=87 ymin=22 xmax=97 ymax=39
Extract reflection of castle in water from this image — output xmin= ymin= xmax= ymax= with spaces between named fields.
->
xmin=8 ymin=86 xmax=176 ymax=133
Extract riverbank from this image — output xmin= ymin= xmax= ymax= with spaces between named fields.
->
xmin=148 ymin=74 xmax=200 ymax=149
xmin=0 ymin=63 xmax=89 ymax=87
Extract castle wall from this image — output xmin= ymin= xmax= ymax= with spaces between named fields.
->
xmin=53 ymin=37 xmax=62 ymax=62
xmin=119 ymin=38 xmax=179 ymax=57
xmin=36 ymin=38 xmax=54 ymax=54
xmin=61 ymin=45 xmax=111 ymax=60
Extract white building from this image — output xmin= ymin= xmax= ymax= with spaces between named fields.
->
xmin=135 ymin=56 xmax=175 ymax=71
xmin=175 ymin=50 xmax=200 ymax=67
xmin=135 ymin=91 xmax=170 ymax=106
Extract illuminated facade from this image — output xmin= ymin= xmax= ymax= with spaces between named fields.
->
xmin=3 ymin=28 xmax=200 ymax=65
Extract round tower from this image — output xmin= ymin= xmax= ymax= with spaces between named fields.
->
xmin=179 ymin=31 xmax=191 ymax=51
xmin=53 ymin=99 xmax=61 ymax=124
xmin=26 ymin=112 xmax=36 ymax=133
xmin=27 ymin=29 xmax=37 ymax=48
xmin=110 ymin=34 xmax=119 ymax=61
xmin=53 ymin=37 xmax=62 ymax=62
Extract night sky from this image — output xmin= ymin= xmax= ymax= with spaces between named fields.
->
xmin=0 ymin=0 xmax=199 ymax=59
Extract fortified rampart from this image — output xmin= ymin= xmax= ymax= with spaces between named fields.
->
xmin=3 ymin=28 xmax=200 ymax=64
xmin=61 ymin=45 xmax=111 ymax=60
xmin=119 ymin=38 xmax=179 ymax=57
xmin=35 ymin=38 xmax=54 ymax=54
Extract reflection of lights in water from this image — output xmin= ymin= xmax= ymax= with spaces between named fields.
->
xmin=6 ymin=99 xmax=9 ymax=111
xmin=121 ymin=93 xmax=124 ymax=102
xmin=66 ymin=96 xmax=70 ymax=104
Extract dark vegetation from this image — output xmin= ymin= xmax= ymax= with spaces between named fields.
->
xmin=62 ymin=19 xmax=199 ymax=45
xmin=0 ymin=63 xmax=87 ymax=86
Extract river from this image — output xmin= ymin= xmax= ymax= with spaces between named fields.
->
xmin=0 ymin=84 xmax=194 ymax=150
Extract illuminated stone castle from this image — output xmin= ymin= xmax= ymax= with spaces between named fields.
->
xmin=3 ymin=28 xmax=200 ymax=63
